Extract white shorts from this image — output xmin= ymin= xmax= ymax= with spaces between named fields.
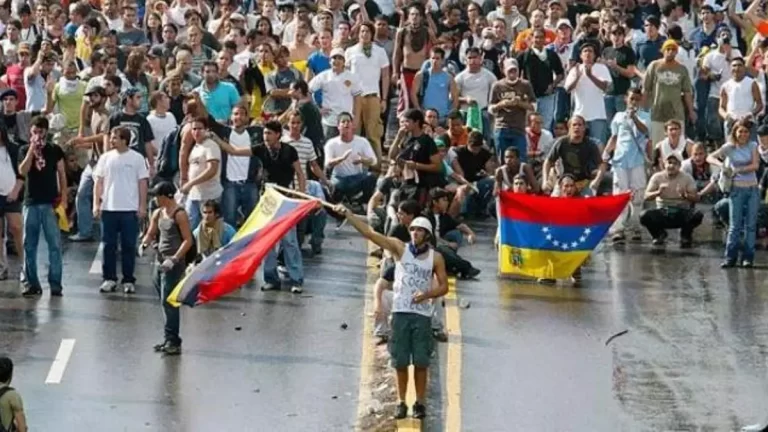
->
xmin=612 ymin=165 xmax=647 ymax=194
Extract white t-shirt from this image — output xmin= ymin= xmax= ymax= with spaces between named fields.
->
xmin=308 ymin=69 xmax=363 ymax=126
xmin=324 ymin=135 xmax=377 ymax=178
xmin=226 ymin=129 xmax=252 ymax=182
xmin=344 ymin=44 xmax=390 ymax=97
xmin=146 ymin=112 xmax=178 ymax=152
xmin=0 ymin=147 xmax=15 ymax=195
xmin=187 ymin=139 xmax=222 ymax=201
xmin=703 ymin=48 xmax=743 ymax=99
xmin=565 ymin=63 xmax=613 ymax=121
xmin=454 ymin=68 xmax=498 ymax=111
xmin=93 ymin=148 xmax=150 ymax=212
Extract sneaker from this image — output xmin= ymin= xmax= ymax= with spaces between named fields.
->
xmin=720 ymin=261 xmax=737 ymax=269
xmin=21 ymin=286 xmax=43 ymax=297
xmin=651 ymin=237 xmax=666 ymax=246
xmin=99 ymin=280 xmax=117 ymax=293
xmin=311 ymin=246 xmax=323 ymax=256
xmin=290 ymin=285 xmax=303 ymax=294
xmin=412 ymin=402 xmax=426 ymax=419
xmin=630 ymin=231 xmax=642 ymax=241
xmin=537 ymin=278 xmax=556 ymax=285
xmin=611 ymin=232 xmax=626 ymax=243
xmin=459 ymin=267 xmax=481 ymax=280
xmin=50 ymin=286 xmax=63 ymax=297
xmin=394 ymin=402 xmax=408 ymax=420
xmin=153 ymin=341 xmax=168 ymax=352
xmin=680 ymin=237 xmax=693 ymax=249
xmin=123 ymin=282 xmax=136 ymax=294
xmin=260 ymin=282 xmax=280 ymax=292
xmin=432 ymin=329 xmax=448 ymax=342
xmin=742 ymin=260 xmax=754 ymax=269
xmin=161 ymin=342 xmax=182 ymax=356
xmin=68 ymin=233 xmax=94 ymax=242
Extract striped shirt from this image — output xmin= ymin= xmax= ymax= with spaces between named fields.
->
xmin=281 ymin=134 xmax=317 ymax=186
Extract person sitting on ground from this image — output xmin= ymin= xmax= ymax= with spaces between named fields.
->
xmin=493 ymin=147 xmax=538 ymax=197
xmin=0 ymin=356 xmax=27 ymax=432
xmin=140 ymin=181 xmax=194 ymax=356
xmin=494 ymin=173 xmax=530 ymax=249
xmin=193 ymin=200 xmax=237 ymax=258
xmin=324 ymin=111 xmax=378 ymax=207
xmin=454 ymin=130 xmax=497 ymax=217
xmin=640 ymin=153 xmax=702 ymax=248
xmin=424 ymin=188 xmax=476 ymax=251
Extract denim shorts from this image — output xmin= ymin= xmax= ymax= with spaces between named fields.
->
xmin=0 ymin=195 xmax=22 ymax=216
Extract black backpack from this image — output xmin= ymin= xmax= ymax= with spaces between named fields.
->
xmin=154 ymin=125 xmax=184 ymax=182
xmin=0 ymin=386 xmax=17 ymax=432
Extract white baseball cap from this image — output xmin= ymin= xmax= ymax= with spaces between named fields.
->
xmin=410 ymin=217 xmax=433 ymax=234
xmin=330 ymin=48 xmax=346 ymax=59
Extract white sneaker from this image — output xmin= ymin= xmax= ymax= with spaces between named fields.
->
xmin=99 ymin=280 xmax=117 ymax=293
xmin=123 ymin=282 xmax=136 ymax=294
xmin=290 ymin=285 xmax=303 ymax=294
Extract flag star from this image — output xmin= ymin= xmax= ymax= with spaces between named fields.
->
xmin=546 ymin=234 xmax=553 ymax=240
xmin=561 ymin=243 xmax=569 ymax=250
xmin=571 ymin=242 xmax=578 ymax=248
xmin=553 ymin=240 xmax=560 ymax=246
xmin=542 ymin=227 xmax=550 ymax=233
xmin=579 ymin=236 xmax=587 ymax=242
xmin=584 ymin=228 xmax=592 ymax=235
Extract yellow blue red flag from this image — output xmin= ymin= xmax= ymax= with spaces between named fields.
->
xmin=498 ymin=191 xmax=630 ymax=279
xmin=167 ymin=187 xmax=319 ymax=307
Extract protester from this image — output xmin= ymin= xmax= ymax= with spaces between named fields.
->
xmin=0 ymin=357 xmax=27 ymax=432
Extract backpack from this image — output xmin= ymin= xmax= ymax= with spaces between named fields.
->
xmin=171 ymin=207 xmax=199 ymax=266
xmin=154 ymin=125 xmax=184 ymax=181
xmin=0 ymin=386 xmax=17 ymax=432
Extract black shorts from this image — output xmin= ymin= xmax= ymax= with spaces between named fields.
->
xmin=380 ymin=258 xmax=395 ymax=282
xmin=0 ymin=195 xmax=21 ymax=216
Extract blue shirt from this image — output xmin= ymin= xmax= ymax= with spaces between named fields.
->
xmin=634 ymin=36 xmax=666 ymax=70
xmin=197 ymin=81 xmax=240 ymax=123
xmin=723 ymin=141 xmax=758 ymax=183
xmin=688 ymin=25 xmax=723 ymax=54
xmin=422 ymin=70 xmax=452 ymax=118
xmin=64 ymin=23 xmax=79 ymax=38
xmin=307 ymin=51 xmax=331 ymax=105
xmin=610 ymin=110 xmax=650 ymax=169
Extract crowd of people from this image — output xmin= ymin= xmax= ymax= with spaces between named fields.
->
xmin=3 ymin=0 xmax=768 ymax=426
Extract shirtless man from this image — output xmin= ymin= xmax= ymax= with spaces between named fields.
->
xmin=289 ymin=20 xmax=314 ymax=66
xmin=392 ymin=4 xmax=436 ymax=115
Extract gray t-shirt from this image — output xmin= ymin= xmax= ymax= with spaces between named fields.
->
xmin=265 ymin=67 xmax=302 ymax=114
xmin=117 ymin=28 xmax=148 ymax=46
xmin=454 ymin=68 xmax=497 ymax=111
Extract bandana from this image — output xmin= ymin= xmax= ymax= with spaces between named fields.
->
xmin=31 ymin=132 xmax=46 ymax=171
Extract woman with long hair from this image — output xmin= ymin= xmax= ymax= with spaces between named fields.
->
xmin=707 ymin=119 xmax=761 ymax=268
xmin=144 ymin=12 xmax=164 ymax=45
xmin=255 ymin=16 xmax=280 ymax=47
xmin=124 ymin=50 xmax=156 ymax=116
xmin=242 ymin=58 xmax=267 ymax=124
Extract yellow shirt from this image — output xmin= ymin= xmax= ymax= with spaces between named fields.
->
xmin=75 ymin=35 xmax=100 ymax=63
xmin=291 ymin=60 xmax=308 ymax=75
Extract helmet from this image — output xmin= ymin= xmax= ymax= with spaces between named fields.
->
xmin=409 ymin=217 xmax=433 ymax=234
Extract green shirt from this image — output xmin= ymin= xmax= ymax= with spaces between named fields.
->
xmin=0 ymin=384 xmax=23 ymax=431
xmin=642 ymin=61 xmax=692 ymax=123
xmin=54 ymin=80 xmax=86 ymax=130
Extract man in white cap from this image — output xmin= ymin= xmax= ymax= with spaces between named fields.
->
xmin=308 ymin=47 xmax=362 ymax=140
xmin=334 ymin=205 xmax=448 ymax=421
xmin=489 ymin=57 xmax=535 ymax=162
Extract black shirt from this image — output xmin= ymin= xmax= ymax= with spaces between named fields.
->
xmin=425 ymin=211 xmax=459 ymax=238
xmin=455 ymin=146 xmax=492 ymax=182
xmin=482 ymin=47 xmax=504 ymax=78
xmin=545 ymin=136 xmax=602 ymax=182
xmin=516 ymin=49 xmax=564 ymax=98
xmin=297 ymin=100 xmax=325 ymax=153
xmin=398 ymin=134 xmax=442 ymax=188
xmin=387 ymin=222 xmax=411 ymax=243
xmin=19 ymin=143 xmax=65 ymax=205
xmin=250 ymin=143 xmax=299 ymax=188
xmin=437 ymin=21 xmax=469 ymax=40
xmin=108 ymin=112 xmax=155 ymax=157
xmin=602 ymin=45 xmax=636 ymax=96
xmin=169 ymin=95 xmax=185 ymax=124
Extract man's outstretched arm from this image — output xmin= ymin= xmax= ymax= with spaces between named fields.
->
xmin=334 ymin=205 xmax=405 ymax=260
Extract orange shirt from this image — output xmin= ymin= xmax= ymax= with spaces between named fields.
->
xmin=514 ymin=28 xmax=557 ymax=53
xmin=757 ymin=20 xmax=768 ymax=37
xmin=449 ymin=127 xmax=469 ymax=147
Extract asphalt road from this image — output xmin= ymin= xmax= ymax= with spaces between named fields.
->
xmin=4 ymin=220 xmax=768 ymax=431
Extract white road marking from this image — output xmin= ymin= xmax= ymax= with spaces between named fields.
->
xmin=45 ymin=339 xmax=76 ymax=384
xmin=89 ymin=243 xmax=103 ymax=274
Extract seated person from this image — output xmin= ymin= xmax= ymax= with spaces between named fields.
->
xmin=434 ymin=135 xmax=474 ymax=217
xmin=424 ymin=188 xmax=476 ymax=251
xmin=539 ymin=175 xmax=585 ymax=286
xmin=526 ymin=112 xmax=556 ymax=183
xmin=682 ymin=142 xmax=722 ymax=205
xmin=192 ymin=200 xmax=237 ymax=258
xmin=495 ymin=173 xmax=532 ymax=248
xmin=368 ymin=163 xmax=403 ymax=236
xmin=640 ymin=154 xmax=702 ymax=248
xmin=493 ymin=147 xmax=539 ymax=197
xmin=394 ymin=109 xmax=444 ymax=207
xmin=324 ymin=112 xmax=378 ymax=206
xmin=453 ymin=131 xmax=496 ymax=217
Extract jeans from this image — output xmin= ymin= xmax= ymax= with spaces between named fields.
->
xmin=554 ymin=87 xmax=570 ymax=124
xmin=75 ymin=165 xmax=95 ymax=238
xmin=725 ymin=186 xmax=760 ymax=262
xmin=101 ymin=211 xmax=139 ymax=283
xmin=639 ymin=207 xmax=703 ymax=240
xmin=22 ymin=204 xmax=63 ymax=290
xmin=604 ymin=95 xmax=626 ymax=125
xmin=297 ymin=180 xmax=327 ymax=251
xmin=461 ymin=176 xmax=494 ymax=217
xmin=494 ymin=128 xmax=527 ymax=162
xmin=536 ymin=93 xmax=557 ymax=132
xmin=586 ymin=119 xmax=608 ymax=145
xmin=263 ymin=227 xmax=303 ymax=286
xmin=442 ymin=229 xmax=464 ymax=249
xmin=331 ymin=172 xmax=377 ymax=204
xmin=221 ymin=181 xmax=260 ymax=227
xmin=153 ymin=261 xmax=184 ymax=345
xmin=706 ymin=97 xmax=724 ymax=142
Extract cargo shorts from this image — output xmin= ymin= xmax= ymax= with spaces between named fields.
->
xmin=389 ymin=312 xmax=433 ymax=369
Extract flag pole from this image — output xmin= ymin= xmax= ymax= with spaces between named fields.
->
xmin=267 ymin=183 xmax=336 ymax=210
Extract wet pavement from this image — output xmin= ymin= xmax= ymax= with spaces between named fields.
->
xmin=4 ymin=219 xmax=768 ymax=431
xmin=0 ymin=228 xmax=369 ymax=431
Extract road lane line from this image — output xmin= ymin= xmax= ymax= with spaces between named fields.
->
xmin=444 ymin=278 xmax=462 ymax=432
xmin=89 ymin=243 xmax=103 ymax=274
xmin=45 ymin=339 xmax=76 ymax=384
xmin=355 ymin=242 xmax=381 ymax=428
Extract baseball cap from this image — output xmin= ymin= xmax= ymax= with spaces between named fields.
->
xmin=330 ymin=47 xmax=345 ymax=58
xmin=147 ymin=46 xmax=165 ymax=58
xmin=556 ymin=18 xmax=573 ymax=29
xmin=504 ymin=58 xmax=519 ymax=71
xmin=665 ymin=153 xmax=682 ymax=163
xmin=85 ymin=85 xmax=106 ymax=97
xmin=150 ymin=181 xmax=177 ymax=198
xmin=0 ymin=89 xmax=17 ymax=100
xmin=410 ymin=217 xmax=434 ymax=234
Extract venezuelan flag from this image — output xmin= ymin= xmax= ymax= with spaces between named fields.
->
xmin=167 ymin=187 xmax=319 ymax=307
xmin=498 ymin=191 xmax=630 ymax=279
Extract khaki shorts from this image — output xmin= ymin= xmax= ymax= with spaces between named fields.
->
xmin=389 ymin=312 xmax=433 ymax=369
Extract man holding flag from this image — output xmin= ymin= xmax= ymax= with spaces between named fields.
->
xmin=333 ymin=204 xmax=448 ymax=420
